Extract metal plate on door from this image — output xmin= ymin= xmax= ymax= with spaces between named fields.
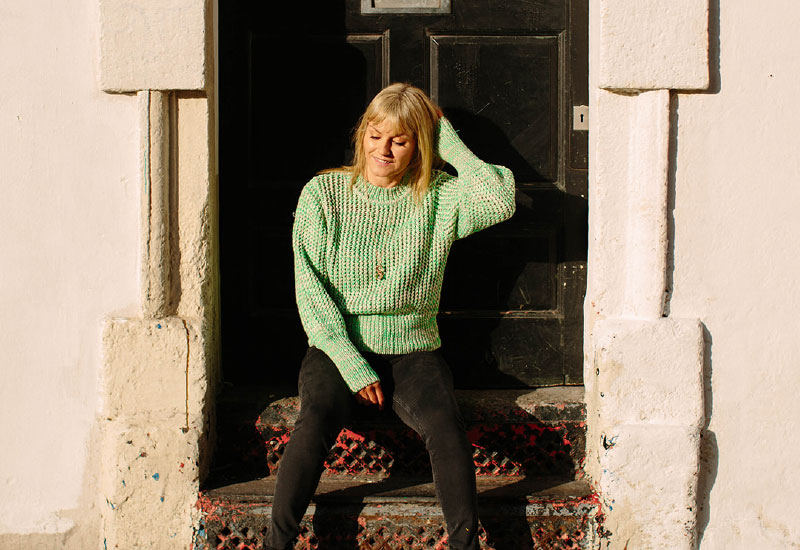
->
xmin=361 ymin=0 xmax=451 ymax=14
xmin=573 ymin=105 xmax=589 ymax=131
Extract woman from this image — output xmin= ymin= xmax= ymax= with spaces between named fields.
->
xmin=266 ymin=83 xmax=516 ymax=550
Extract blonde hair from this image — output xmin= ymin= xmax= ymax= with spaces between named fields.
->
xmin=323 ymin=83 xmax=440 ymax=203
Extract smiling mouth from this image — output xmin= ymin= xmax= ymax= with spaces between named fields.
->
xmin=372 ymin=157 xmax=393 ymax=165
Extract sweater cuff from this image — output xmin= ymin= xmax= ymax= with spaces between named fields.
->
xmin=436 ymin=117 xmax=481 ymax=169
xmin=340 ymin=361 xmax=380 ymax=393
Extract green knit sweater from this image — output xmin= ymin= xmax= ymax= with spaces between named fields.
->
xmin=292 ymin=118 xmax=515 ymax=392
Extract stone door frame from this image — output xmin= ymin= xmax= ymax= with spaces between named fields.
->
xmin=97 ymin=1 xmax=711 ymax=548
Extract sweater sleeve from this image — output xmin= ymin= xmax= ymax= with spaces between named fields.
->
xmin=292 ymin=180 xmax=380 ymax=393
xmin=436 ymin=117 xmax=516 ymax=240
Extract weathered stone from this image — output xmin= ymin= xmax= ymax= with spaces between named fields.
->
xmin=100 ymin=418 xmax=201 ymax=550
xmin=100 ymin=316 xmax=212 ymax=549
xmin=102 ymin=317 xmax=202 ymax=420
xmin=598 ymin=0 xmax=710 ymax=90
xmin=596 ymin=424 xmax=700 ymax=550
xmin=99 ymin=0 xmax=208 ymax=92
xmin=593 ymin=318 xmax=704 ymax=428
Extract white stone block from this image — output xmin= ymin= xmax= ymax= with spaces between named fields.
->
xmin=598 ymin=0 xmax=709 ymax=90
xmin=598 ymin=424 xmax=700 ymax=550
xmin=100 ymin=419 xmax=200 ymax=549
xmin=593 ymin=318 xmax=704 ymax=428
xmin=102 ymin=317 xmax=202 ymax=419
xmin=100 ymin=0 xmax=207 ymax=92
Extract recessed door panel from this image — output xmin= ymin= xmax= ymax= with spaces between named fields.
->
xmin=430 ymin=35 xmax=560 ymax=183
xmin=440 ymin=225 xmax=559 ymax=312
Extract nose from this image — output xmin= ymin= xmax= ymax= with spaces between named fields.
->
xmin=379 ymin=138 xmax=392 ymax=157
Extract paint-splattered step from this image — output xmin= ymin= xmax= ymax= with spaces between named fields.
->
xmin=208 ymin=386 xmax=586 ymax=486
xmin=196 ymin=476 xmax=602 ymax=550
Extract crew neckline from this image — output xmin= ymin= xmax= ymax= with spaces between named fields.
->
xmin=353 ymin=175 xmax=412 ymax=204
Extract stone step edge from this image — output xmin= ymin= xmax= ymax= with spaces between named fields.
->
xmin=203 ymin=476 xmax=594 ymax=504
xmin=198 ymin=500 xmax=602 ymax=523
xmin=217 ymin=385 xmax=586 ymax=425
xmin=209 ymin=385 xmax=587 ymax=484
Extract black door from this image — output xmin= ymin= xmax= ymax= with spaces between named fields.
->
xmin=219 ymin=0 xmax=587 ymax=387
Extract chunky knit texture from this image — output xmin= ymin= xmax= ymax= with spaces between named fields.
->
xmin=292 ymin=118 xmax=516 ymax=392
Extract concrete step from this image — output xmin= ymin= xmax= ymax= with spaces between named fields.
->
xmin=196 ymin=476 xmax=601 ymax=550
xmin=209 ymin=385 xmax=587 ymax=485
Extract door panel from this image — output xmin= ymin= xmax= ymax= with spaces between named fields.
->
xmin=220 ymin=0 xmax=587 ymax=387
xmin=430 ymin=34 xmax=560 ymax=183
xmin=440 ymin=225 xmax=558 ymax=312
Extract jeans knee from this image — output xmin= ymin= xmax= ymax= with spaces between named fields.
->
xmin=296 ymin=400 xmax=347 ymax=438
xmin=395 ymin=401 xmax=466 ymax=452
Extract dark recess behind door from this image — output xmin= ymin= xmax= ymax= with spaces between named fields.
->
xmin=219 ymin=0 xmax=588 ymax=388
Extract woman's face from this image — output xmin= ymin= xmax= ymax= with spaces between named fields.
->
xmin=362 ymin=119 xmax=416 ymax=188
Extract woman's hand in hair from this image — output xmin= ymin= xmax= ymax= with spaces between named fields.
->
xmin=356 ymin=381 xmax=385 ymax=410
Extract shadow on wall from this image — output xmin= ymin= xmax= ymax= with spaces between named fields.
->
xmin=660 ymin=1 xmax=720 ymax=544
xmin=663 ymin=0 xmax=721 ymax=317
xmin=696 ymin=324 xmax=718 ymax=546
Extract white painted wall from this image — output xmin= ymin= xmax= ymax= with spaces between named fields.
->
xmin=0 ymin=0 xmax=140 ymax=537
xmin=670 ymin=3 xmax=800 ymax=548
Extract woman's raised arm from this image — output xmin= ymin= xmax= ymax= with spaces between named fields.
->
xmin=436 ymin=117 xmax=516 ymax=240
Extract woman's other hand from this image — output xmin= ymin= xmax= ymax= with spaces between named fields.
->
xmin=356 ymin=381 xmax=385 ymax=410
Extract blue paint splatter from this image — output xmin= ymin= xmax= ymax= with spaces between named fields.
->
xmin=122 ymin=480 xmax=126 ymax=486
xmin=160 ymin=496 xmax=165 ymax=502
xmin=152 ymin=473 xmax=160 ymax=481
xmin=156 ymin=323 xmax=162 ymax=329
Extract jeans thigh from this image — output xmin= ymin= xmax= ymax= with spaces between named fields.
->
xmin=297 ymin=347 xmax=354 ymax=426
xmin=390 ymin=350 xmax=464 ymax=437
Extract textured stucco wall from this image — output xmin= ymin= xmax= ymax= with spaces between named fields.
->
xmin=587 ymin=0 xmax=800 ymax=548
xmin=0 ymin=0 xmax=140 ymax=542
xmin=670 ymin=2 xmax=800 ymax=547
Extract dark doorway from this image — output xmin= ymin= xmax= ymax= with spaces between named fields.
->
xmin=219 ymin=0 xmax=588 ymax=388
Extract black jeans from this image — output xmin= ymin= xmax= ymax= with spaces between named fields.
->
xmin=266 ymin=347 xmax=478 ymax=550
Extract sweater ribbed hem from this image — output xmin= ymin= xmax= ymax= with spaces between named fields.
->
xmin=345 ymin=314 xmax=441 ymax=354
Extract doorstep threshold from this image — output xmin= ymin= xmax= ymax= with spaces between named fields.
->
xmin=204 ymin=475 xmax=592 ymax=504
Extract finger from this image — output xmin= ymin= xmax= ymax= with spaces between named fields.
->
xmin=356 ymin=386 xmax=375 ymax=406
xmin=365 ymin=386 xmax=378 ymax=406
xmin=374 ymin=384 xmax=385 ymax=411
